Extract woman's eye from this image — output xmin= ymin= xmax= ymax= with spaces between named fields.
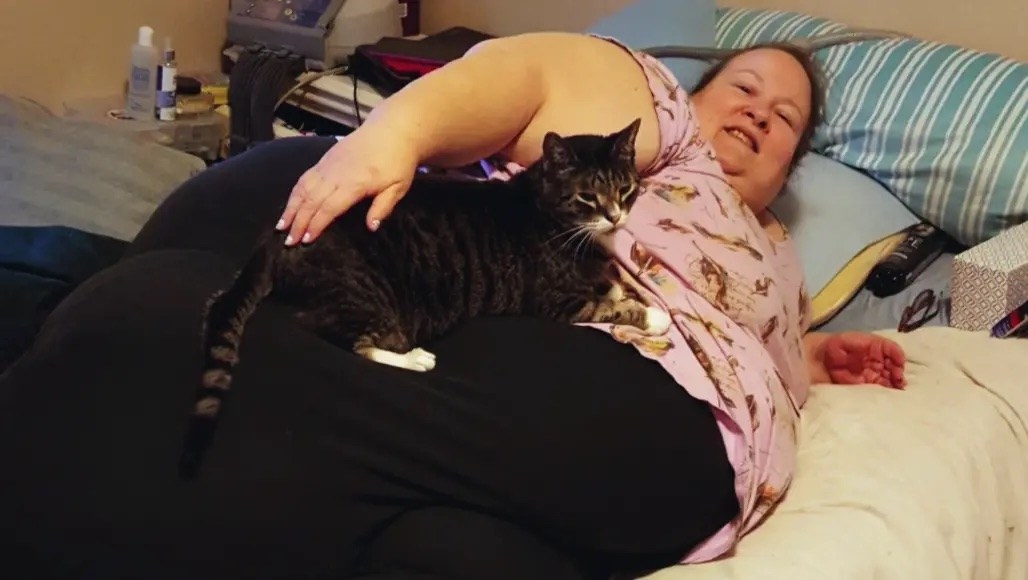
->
xmin=777 ymin=112 xmax=794 ymax=126
xmin=735 ymin=84 xmax=752 ymax=94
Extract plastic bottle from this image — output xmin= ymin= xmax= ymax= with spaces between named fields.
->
xmin=155 ymin=36 xmax=178 ymax=121
xmin=125 ymin=26 xmax=159 ymax=120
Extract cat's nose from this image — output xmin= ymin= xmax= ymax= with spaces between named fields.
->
xmin=604 ymin=208 xmax=626 ymax=227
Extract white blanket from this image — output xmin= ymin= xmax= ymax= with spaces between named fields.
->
xmin=648 ymin=326 xmax=1028 ymax=580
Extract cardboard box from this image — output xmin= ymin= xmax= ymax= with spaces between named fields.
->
xmin=950 ymin=221 xmax=1028 ymax=331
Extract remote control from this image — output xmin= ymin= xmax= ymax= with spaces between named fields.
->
xmin=865 ymin=222 xmax=950 ymax=298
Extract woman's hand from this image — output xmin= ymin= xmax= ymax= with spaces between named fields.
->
xmin=820 ymin=332 xmax=907 ymax=389
xmin=276 ymin=129 xmax=420 ymax=245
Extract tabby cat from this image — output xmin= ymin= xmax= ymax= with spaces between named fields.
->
xmin=178 ymin=118 xmax=670 ymax=478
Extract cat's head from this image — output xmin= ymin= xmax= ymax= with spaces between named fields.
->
xmin=533 ymin=118 xmax=642 ymax=234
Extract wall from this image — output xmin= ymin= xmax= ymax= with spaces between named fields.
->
xmin=3 ymin=0 xmax=1020 ymax=113
xmin=0 ymin=0 xmax=226 ymax=113
xmin=421 ymin=0 xmax=1027 ymax=61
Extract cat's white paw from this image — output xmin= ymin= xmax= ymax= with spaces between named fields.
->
xmin=643 ymin=306 xmax=672 ymax=335
xmin=406 ymin=348 xmax=437 ymax=372
xmin=363 ymin=347 xmax=437 ymax=372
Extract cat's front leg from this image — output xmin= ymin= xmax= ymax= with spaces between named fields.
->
xmin=350 ymin=326 xmax=437 ymax=372
xmin=574 ymin=282 xmax=671 ymax=336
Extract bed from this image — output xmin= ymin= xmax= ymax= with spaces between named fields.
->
xmin=1 ymin=2 xmax=1026 ymax=579
xmin=0 ymin=93 xmax=206 ymax=371
xmin=648 ymin=325 xmax=1028 ymax=579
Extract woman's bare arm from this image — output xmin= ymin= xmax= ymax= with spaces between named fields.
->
xmin=278 ymin=32 xmax=661 ymax=243
xmin=366 ymin=31 xmax=661 ymax=170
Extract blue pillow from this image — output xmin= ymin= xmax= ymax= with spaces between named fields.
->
xmin=715 ymin=7 xmax=1028 ymax=247
xmin=587 ymin=0 xmax=717 ymax=89
xmin=771 ymin=153 xmax=920 ymax=302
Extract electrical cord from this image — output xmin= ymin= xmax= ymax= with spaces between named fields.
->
xmin=274 ymin=65 xmax=348 ymax=111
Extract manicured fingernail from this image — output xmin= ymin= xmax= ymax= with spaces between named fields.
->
xmin=276 ymin=219 xmax=286 ymax=230
xmin=302 ymin=232 xmax=311 ymax=243
xmin=370 ymin=219 xmax=381 ymax=231
xmin=285 ymin=235 xmax=295 ymax=245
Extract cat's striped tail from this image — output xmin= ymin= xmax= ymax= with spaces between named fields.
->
xmin=178 ymin=240 xmax=276 ymax=479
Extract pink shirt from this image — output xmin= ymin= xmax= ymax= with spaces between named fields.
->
xmin=487 ymin=38 xmax=813 ymax=563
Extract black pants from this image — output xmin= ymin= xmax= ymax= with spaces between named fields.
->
xmin=0 ymin=137 xmax=739 ymax=580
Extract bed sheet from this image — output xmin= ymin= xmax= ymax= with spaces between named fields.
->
xmin=646 ymin=326 xmax=1028 ymax=580
xmin=0 ymin=94 xmax=206 ymax=241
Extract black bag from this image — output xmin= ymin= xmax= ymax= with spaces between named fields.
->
xmin=349 ymin=26 xmax=495 ymax=95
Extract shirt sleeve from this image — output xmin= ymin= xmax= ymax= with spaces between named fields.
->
xmin=587 ymin=34 xmax=709 ymax=176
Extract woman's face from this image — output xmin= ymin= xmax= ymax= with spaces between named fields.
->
xmin=691 ymin=48 xmax=812 ymax=215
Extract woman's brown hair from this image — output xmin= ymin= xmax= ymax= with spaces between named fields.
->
xmin=691 ymin=41 xmax=826 ymax=175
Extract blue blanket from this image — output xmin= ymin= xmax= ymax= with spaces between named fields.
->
xmin=0 ymin=225 xmax=127 ymax=371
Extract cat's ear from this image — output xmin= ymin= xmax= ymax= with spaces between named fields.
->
xmin=610 ymin=117 xmax=642 ymax=164
xmin=542 ymin=131 xmax=577 ymax=167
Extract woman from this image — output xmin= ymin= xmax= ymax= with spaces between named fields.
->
xmin=0 ymin=33 xmax=906 ymax=580
xmin=273 ymin=31 xmax=907 ymax=569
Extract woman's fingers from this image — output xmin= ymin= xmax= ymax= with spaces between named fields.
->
xmin=279 ymin=168 xmax=319 ymax=229
xmin=366 ymin=181 xmax=410 ymax=231
xmin=305 ymin=186 xmax=369 ymax=241
xmin=286 ymin=169 xmax=338 ymax=245
xmin=277 ymin=134 xmax=420 ymax=244
xmin=279 ymin=168 xmax=321 ymax=243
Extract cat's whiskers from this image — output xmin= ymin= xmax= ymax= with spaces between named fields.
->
xmin=570 ymin=225 xmax=603 ymax=265
xmin=555 ymin=225 xmax=591 ymax=255
xmin=546 ymin=225 xmax=584 ymax=248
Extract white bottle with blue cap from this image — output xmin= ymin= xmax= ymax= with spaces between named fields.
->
xmin=125 ymin=25 xmax=159 ymax=120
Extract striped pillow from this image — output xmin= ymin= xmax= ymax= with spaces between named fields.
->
xmin=714 ymin=7 xmax=1028 ymax=246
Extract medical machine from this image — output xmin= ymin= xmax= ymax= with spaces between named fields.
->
xmin=226 ymin=0 xmax=403 ymax=68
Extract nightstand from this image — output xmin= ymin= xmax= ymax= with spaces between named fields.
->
xmin=61 ymin=95 xmax=229 ymax=162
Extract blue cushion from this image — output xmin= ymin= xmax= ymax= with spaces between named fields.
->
xmin=818 ymin=254 xmax=955 ymax=333
xmin=587 ymin=0 xmax=717 ymax=89
xmin=771 ymin=153 xmax=920 ymax=297
xmin=715 ymin=7 xmax=1028 ymax=247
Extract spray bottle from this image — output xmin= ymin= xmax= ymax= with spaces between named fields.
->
xmin=126 ymin=26 xmax=159 ymax=120
xmin=156 ymin=37 xmax=178 ymax=121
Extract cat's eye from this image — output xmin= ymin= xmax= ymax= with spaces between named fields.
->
xmin=574 ymin=194 xmax=597 ymax=207
xmin=619 ymin=185 xmax=638 ymax=199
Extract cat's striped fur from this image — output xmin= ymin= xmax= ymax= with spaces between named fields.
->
xmin=178 ymin=118 xmax=669 ymax=478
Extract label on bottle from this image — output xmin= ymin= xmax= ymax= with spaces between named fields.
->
xmin=155 ymin=64 xmax=178 ymax=120
xmin=127 ymin=65 xmax=152 ymax=114
xmin=158 ymin=65 xmax=177 ymax=92
xmin=130 ymin=65 xmax=151 ymax=91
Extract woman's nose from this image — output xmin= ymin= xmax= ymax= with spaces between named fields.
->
xmin=745 ymin=108 xmax=769 ymax=131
